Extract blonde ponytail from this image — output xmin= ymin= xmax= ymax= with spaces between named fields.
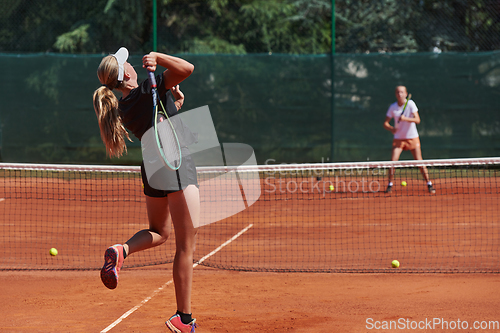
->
xmin=93 ymin=56 xmax=131 ymax=158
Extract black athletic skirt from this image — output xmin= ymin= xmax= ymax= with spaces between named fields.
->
xmin=141 ymin=148 xmax=199 ymax=197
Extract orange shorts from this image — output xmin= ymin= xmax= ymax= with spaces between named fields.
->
xmin=392 ymin=137 xmax=420 ymax=151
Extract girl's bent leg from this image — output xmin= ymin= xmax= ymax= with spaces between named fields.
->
xmin=124 ymin=196 xmax=172 ymax=256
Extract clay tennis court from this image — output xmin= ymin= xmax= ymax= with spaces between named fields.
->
xmin=1 ymin=268 xmax=499 ymax=332
xmin=0 ymin=163 xmax=499 ymax=331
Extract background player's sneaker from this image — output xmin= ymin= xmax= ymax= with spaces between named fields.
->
xmin=100 ymin=244 xmax=124 ymax=289
xmin=428 ymin=184 xmax=436 ymax=194
xmin=165 ymin=314 xmax=197 ymax=333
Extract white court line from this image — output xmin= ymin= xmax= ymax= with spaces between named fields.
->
xmin=0 ymin=198 xmax=5 ymax=202
xmin=100 ymin=223 xmax=253 ymax=333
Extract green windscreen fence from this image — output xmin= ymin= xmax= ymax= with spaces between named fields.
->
xmin=1 ymin=52 xmax=499 ymax=165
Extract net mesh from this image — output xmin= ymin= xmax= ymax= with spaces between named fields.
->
xmin=1 ymin=158 xmax=499 ymax=273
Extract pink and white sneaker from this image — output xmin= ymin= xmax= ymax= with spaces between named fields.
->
xmin=165 ymin=314 xmax=197 ymax=333
xmin=100 ymin=244 xmax=124 ymax=289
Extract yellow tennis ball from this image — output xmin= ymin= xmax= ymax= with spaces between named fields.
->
xmin=391 ymin=260 xmax=400 ymax=268
xmin=49 ymin=248 xmax=58 ymax=256
xmin=329 ymin=185 xmax=334 ymax=191
xmin=401 ymin=181 xmax=407 ymax=187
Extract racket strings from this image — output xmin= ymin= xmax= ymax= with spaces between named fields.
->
xmin=151 ymin=86 xmax=182 ymax=170
xmin=157 ymin=117 xmax=181 ymax=162
xmin=155 ymin=112 xmax=181 ymax=168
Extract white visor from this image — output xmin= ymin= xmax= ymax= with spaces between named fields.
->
xmin=111 ymin=47 xmax=129 ymax=82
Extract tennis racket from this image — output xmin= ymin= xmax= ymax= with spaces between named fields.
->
xmin=397 ymin=93 xmax=411 ymax=123
xmin=148 ymin=71 xmax=182 ymax=170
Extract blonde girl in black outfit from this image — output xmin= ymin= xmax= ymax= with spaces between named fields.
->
xmin=93 ymin=47 xmax=198 ymax=332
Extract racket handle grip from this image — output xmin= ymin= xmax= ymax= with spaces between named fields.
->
xmin=148 ymin=71 xmax=157 ymax=88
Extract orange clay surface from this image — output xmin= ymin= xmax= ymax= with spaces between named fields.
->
xmin=0 ymin=173 xmax=499 ymax=331
xmin=0 ymin=266 xmax=499 ymax=332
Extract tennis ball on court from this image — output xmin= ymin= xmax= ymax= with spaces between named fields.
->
xmin=329 ymin=185 xmax=334 ymax=191
xmin=391 ymin=260 xmax=400 ymax=268
xmin=401 ymin=181 xmax=407 ymax=187
xmin=49 ymin=248 xmax=58 ymax=256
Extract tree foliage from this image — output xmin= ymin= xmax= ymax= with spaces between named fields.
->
xmin=0 ymin=0 xmax=499 ymax=54
xmin=0 ymin=0 xmax=148 ymax=53
xmin=154 ymin=0 xmax=331 ymax=54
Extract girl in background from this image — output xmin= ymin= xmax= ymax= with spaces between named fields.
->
xmin=383 ymin=85 xmax=436 ymax=194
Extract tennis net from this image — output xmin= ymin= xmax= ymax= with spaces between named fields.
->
xmin=0 ymin=158 xmax=499 ymax=273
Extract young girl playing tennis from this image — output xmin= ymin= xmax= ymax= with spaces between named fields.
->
xmin=93 ymin=47 xmax=199 ymax=333
xmin=383 ymin=85 xmax=436 ymax=194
